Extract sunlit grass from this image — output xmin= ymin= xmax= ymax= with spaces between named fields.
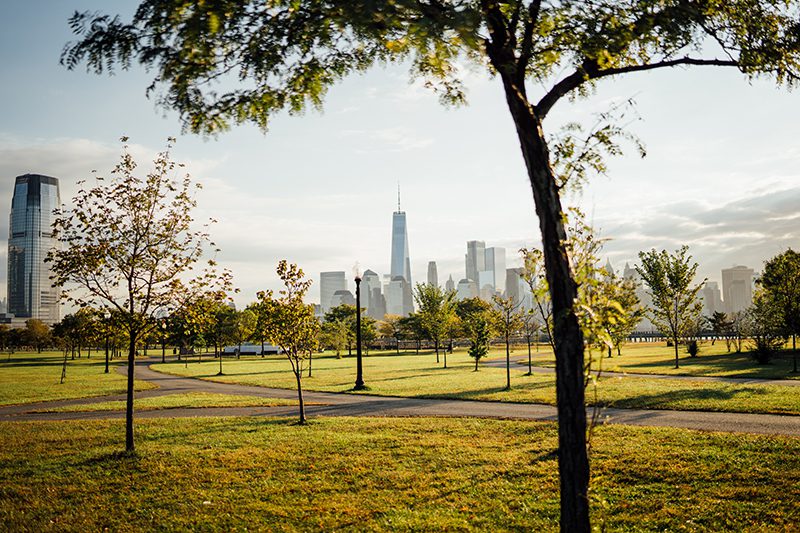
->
xmin=0 ymin=417 xmax=796 ymax=531
xmin=31 ymin=392 xmax=299 ymax=413
xmin=0 ymin=351 xmax=156 ymax=406
xmin=530 ymin=341 xmax=800 ymax=379
xmin=154 ymin=350 xmax=800 ymax=415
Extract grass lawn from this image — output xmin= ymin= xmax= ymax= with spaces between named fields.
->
xmin=0 ymin=417 xmax=796 ymax=531
xmin=0 ymin=351 xmax=156 ymax=406
xmin=526 ymin=341 xmax=800 ymax=380
xmin=153 ymin=351 xmax=800 ymax=415
xmin=30 ymin=392 xmax=299 ymax=413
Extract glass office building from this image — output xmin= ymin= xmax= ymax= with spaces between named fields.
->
xmin=7 ymin=174 xmax=61 ymax=324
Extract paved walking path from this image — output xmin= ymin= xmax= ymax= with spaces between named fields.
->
xmin=0 ymin=359 xmax=798 ymax=436
xmin=484 ymin=355 xmax=800 ymax=386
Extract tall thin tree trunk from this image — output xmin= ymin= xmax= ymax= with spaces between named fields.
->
xmin=308 ymin=351 xmax=312 ymax=377
xmin=673 ymin=333 xmax=679 ymax=369
xmin=60 ymin=350 xmax=68 ymax=384
xmin=505 ymin=334 xmax=511 ymax=390
xmin=125 ymin=333 xmax=136 ymax=453
xmin=295 ymin=369 xmax=306 ymax=424
xmin=527 ymin=338 xmax=532 ymax=375
xmin=104 ymin=335 xmax=109 ymax=374
xmin=500 ymin=74 xmax=589 ymax=532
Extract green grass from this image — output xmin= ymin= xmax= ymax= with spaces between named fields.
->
xmin=31 ymin=392 xmax=299 ymax=413
xmin=153 ymin=351 xmax=800 ymax=415
xmin=528 ymin=341 xmax=800 ymax=379
xmin=0 ymin=417 xmax=796 ymax=531
xmin=0 ymin=351 xmax=156 ymax=406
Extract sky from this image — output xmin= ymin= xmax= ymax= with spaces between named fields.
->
xmin=1 ymin=1 xmax=799 ymax=308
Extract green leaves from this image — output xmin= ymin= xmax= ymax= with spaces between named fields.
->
xmin=636 ymin=245 xmax=704 ymax=342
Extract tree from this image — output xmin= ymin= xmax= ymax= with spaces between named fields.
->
xmin=248 ymin=301 xmax=271 ymax=357
xmin=457 ymin=297 xmax=496 ymax=372
xmin=25 ymin=319 xmax=50 ymax=354
xmin=257 ymin=261 xmax=320 ymax=424
xmin=708 ymin=311 xmax=732 ymax=348
xmin=520 ymin=310 xmax=540 ymax=375
xmin=414 ymin=283 xmax=457 ymax=367
xmin=208 ymin=303 xmax=236 ymax=374
xmin=519 ymin=247 xmax=554 ymax=351
xmin=320 ymin=319 xmax=349 ymax=358
xmin=758 ymin=249 xmax=800 ymax=372
xmin=324 ymin=305 xmax=357 ymax=355
xmin=48 ymin=139 xmax=229 ymax=453
xmin=377 ymin=314 xmax=404 ymax=354
xmin=399 ymin=314 xmax=425 ymax=355
xmin=231 ymin=309 xmax=257 ymax=358
xmin=746 ymin=289 xmax=787 ymax=365
xmin=636 ymin=247 xmax=704 ymax=369
xmin=63 ymin=4 xmax=800 ymax=528
xmin=598 ymin=275 xmax=643 ymax=358
xmin=493 ymin=295 xmax=524 ymax=389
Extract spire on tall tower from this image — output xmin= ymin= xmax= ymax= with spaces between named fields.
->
xmin=397 ymin=181 xmax=401 ymax=212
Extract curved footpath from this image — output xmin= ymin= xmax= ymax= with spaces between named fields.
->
xmin=484 ymin=355 xmax=800 ymax=386
xmin=0 ymin=359 xmax=797 ymax=436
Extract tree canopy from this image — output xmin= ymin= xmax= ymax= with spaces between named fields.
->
xmin=636 ymin=246 xmax=704 ymax=369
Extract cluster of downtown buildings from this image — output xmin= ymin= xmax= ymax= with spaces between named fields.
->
xmin=1 ymin=174 xmax=759 ymax=332
xmin=317 ymin=201 xmax=761 ymax=332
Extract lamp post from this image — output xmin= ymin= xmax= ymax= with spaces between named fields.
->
xmin=160 ymin=318 xmax=167 ymax=363
xmin=354 ymin=269 xmax=365 ymax=390
xmin=103 ymin=310 xmax=110 ymax=374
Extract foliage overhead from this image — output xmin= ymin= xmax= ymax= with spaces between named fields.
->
xmin=62 ymin=1 xmax=800 ymax=136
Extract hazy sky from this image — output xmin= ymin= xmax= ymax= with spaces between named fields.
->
xmin=1 ymin=1 xmax=799 ymax=307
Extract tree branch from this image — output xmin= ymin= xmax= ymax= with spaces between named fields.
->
xmin=536 ymin=56 xmax=739 ymax=119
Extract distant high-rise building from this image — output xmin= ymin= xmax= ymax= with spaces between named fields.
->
xmin=456 ymin=278 xmax=478 ymax=301
xmin=427 ymin=261 xmax=438 ymax=287
xmin=722 ymin=265 xmax=754 ymax=314
xmin=445 ymin=275 xmax=455 ymax=293
xmin=320 ymin=271 xmax=346 ymax=313
xmin=465 ymin=240 xmax=486 ymax=282
xmin=390 ymin=191 xmax=412 ymax=285
xmin=505 ymin=268 xmax=532 ymax=310
xmin=386 ymin=276 xmax=413 ymax=316
xmin=361 ymin=269 xmax=380 ymax=315
xmin=7 ymin=174 xmax=61 ymax=324
xmin=604 ymin=258 xmax=615 ymax=277
xmin=330 ymin=289 xmax=356 ymax=308
xmin=701 ymin=281 xmax=723 ymax=317
xmin=484 ymin=247 xmax=506 ymax=294
xmin=478 ymin=270 xmax=495 ymax=301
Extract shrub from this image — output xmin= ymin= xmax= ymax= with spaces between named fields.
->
xmin=686 ymin=340 xmax=700 ymax=357
xmin=749 ymin=336 xmax=783 ymax=365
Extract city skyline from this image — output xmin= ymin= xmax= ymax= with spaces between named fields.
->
xmin=0 ymin=2 xmax=798 ymax=309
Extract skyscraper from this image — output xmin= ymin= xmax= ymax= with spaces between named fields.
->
xmin=427 ymin=261 xmax=438 ymax=287
xmin=465 ymin=240 xmax=486 ymax=282
xmin=445 ymin=275 xmax=455 ymax=293
xmin=701 ymin=281 xmax=723 ymax=316
xmin=722 ymin=266 xmax=754 ymax=314
xmin=484 ymin=246 xmax=506 ymax=294
xmin=319 ymin=271 xmax=346 ymax=313
xmin=390 ymin=190 xmax=412 ymax=286
xmin=7 ymin=174 xmax=61 ymax=324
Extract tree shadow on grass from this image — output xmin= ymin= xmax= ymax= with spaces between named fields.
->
xmin=597 ymin=385 xmax=771 ymax=411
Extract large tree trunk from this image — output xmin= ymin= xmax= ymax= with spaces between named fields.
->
xmin=501 ymin=77 xmax=590 ymax=532
xmin=126 ymin=332 xmax=136 ymax=453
